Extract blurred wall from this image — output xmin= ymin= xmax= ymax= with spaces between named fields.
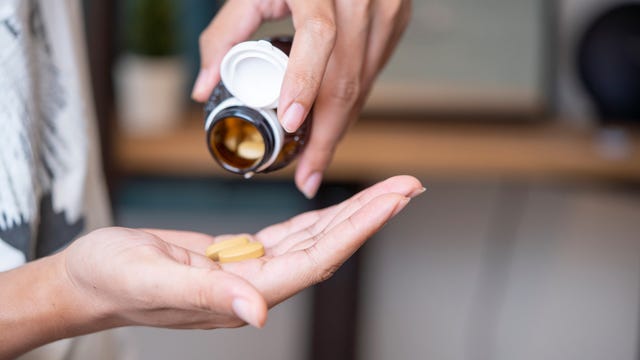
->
xmin=360 ymin=181 xmax=640 ymax=360
xmin=256 ymin=0 xmax=546 ymax=116
xmin=368 ymin=0 xmax=544 ymax=115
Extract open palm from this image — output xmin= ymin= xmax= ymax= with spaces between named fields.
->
xmin=151 ymin=176 xmax=422 ymax=305
xmin=63 ymin=176 xmax=422 ymax=330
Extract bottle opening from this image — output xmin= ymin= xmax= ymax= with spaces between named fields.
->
xmin=210 ymin=116 xmax=267 ymax=172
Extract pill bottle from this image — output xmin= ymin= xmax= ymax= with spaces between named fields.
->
xmin=204 ymin=37 xmax=310 ymax=178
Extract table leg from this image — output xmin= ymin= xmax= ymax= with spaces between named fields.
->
xmin=309 ymin=182 xmax=364 ymax=360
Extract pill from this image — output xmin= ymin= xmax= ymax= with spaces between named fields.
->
xmin=224 ymin=135 xmax=239 ymax=152
xmin=218 ymin=242 xmax=265 ymax=263
xmin=205 ymin=236 xmax=250 ymax=261
xmin=223 ymin=125 xmax=241 ymax=151
xmin=237 ymin=140 xmax=265 ymax=160
xmin=247 ymin=129 xmax=263 ymax=142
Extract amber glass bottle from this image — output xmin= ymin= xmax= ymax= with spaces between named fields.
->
xmin=204 ymin=37 xmax=310 ymax=178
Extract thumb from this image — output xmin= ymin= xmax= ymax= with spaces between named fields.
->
xmin=191 ymin=1 xmax=263 ymax=102
xmin=171 ymin=263 xmax=268 ymax=328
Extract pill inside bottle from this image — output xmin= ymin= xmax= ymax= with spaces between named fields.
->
xmin=210 ymin=116 xmax=267 ymax=171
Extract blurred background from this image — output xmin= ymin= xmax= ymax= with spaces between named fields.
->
xmin=82 ymin=0 xmax=640 ymax=359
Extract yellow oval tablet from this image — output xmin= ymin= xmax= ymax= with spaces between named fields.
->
xmin=205 ymin=236 xmax=250 ymax=261
xmin=218 ymin=242 xmax=265 ymax=263
xmin=237 ymin=140 xmax=265 ymax=160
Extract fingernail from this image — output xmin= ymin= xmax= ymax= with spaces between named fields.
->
xmin=408 ymin=187 xmax=427 ymax=198
xmin=232 ymin=298 xmax=260 ymax=328
xmin=391 ymin=197 xmax=411 ymax=217
xmin=191 ymin=68 xmax=211 ymax=100
xmin=281 ymin=102 xmax=305 ymax=133
xmin=301 ymin=172 xmax=322 ymax=199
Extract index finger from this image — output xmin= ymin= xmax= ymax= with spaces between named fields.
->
xmin=277 ymin=0 xmax=337 ymax=132
xmin=191 ymin=0 xmax=266 ymax=102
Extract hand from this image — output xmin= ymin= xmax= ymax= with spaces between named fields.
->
xmin=0 ymin=227 xmax=267 ymax=358
xmin=192 ymin=0 xmax=412 ymax=198
xmin=144 ymin=175 xmax=423 ymax=308
xmin=63 ymin=176 xmax=422 ymax=328
xmin=62 ymin=227 xmax=268 ymax=330
xmin=0 ymin=176 xmax=423 ymax=358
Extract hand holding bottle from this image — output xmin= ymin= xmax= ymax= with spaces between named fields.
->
xmin=192 ymin=0 xmax=412 ymax=198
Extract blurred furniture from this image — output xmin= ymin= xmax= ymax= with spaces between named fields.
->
xmin=112 ymin=114 xmax=640 ymax=183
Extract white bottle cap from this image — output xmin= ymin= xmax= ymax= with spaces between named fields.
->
xmin=220 ymin=40 xmax=289 ymax=109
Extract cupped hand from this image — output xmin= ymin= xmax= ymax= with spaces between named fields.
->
xmin=144 ymin=175 xmax=423 ymax=307
xmin=192 ymin=0 xmax=412 ymax=198
xmin=61 ymin=176 xmax=422 ymax=331
xmin=63 ymin=226 xmax=268 ymax=329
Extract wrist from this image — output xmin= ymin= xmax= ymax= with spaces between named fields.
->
xmin=0 ymin=252 xmax=121 ymax=358
xmin=55 ymin=249 xmax=126 ymax=333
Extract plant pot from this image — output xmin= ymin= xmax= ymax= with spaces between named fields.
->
xmin=114 ymin=54 xmax=188 ymax=136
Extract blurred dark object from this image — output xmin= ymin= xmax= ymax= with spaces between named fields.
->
xmin=310 ymin=183 xmax=363 ymax=360
xmin=578 ymin=3 xmax=640 ymax=123
xmin=121 ymin=0 xmax=180 ymax=56
xmin=83 ymin=0 xmax=117 ymax=196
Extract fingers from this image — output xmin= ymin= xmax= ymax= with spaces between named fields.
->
xmin=191 ymin=0 xmax=266 ymax=102
xmin=322 ymin=175 xmax=423 ymax=230
xmin=266 ymin=175 xmax=424 ymax=256
xmin=277 ymin=0 xmax=337 ymax=132
xmin=293 ymin=0 xmax=373 ymax=199
xmin=306 ymin=174 xmax=423 ymax=230
xmin=290 ymin=0 xmax=411 ymax=199
xmin=304 ymin=193 xmax=409 ymax=278
xmin=362 ymin=0 xmax=412 ymax=86
xmin=255 ymin=193 xmax=410 ymax=304
xmin=256 ymin=210 xmax=323 ymax=248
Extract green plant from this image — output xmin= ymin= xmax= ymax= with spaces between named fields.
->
xmin=123 ymin=0 xmax=180 ymax=56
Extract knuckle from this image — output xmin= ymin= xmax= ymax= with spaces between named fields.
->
xmin=198 ymin=32 xmax=210 ymax=50
xmin=306 ymin=138 xmax=337 ymax=162
xmin=304 ymin=244 xmax=340 ymax=283
xmin=318 ymin=264 xmax=341 ymax=282
xmin=193 ymin=282 xmax=213 ymax=311
xmin=226 ymin=318 xmax=247 ymax=328
xmin=303 ymin=15 xmax=337 ymax=42
xmin=330 ymin=77 xmax=361 ymax=104
xmin=190 ymin=270 xmax=217 ymax=311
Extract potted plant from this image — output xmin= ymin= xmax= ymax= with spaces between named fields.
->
xmin=114 ymin=0 xmax=188 ymax=136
